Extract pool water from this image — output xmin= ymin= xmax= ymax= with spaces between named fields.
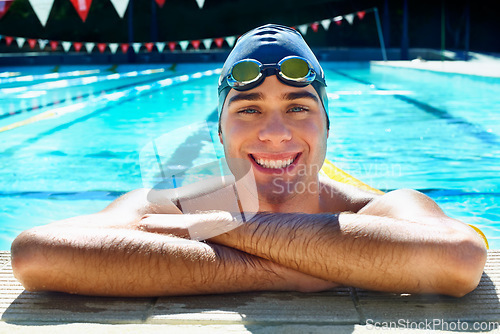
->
xmin=0 ymin=62 xmax=499 ymax=249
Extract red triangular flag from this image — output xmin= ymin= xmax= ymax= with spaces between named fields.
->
xmin=73 ymin=42 xmax=83 ymax=52
xmin=5 ymin=36 xmax=13 ymax=46
xmin=155 ymin=0 xmax=165 ymax=7
xmin=70 ymin=0 xmax=92 ymax=22
xmin=214 ymin=38 xmax=224 ymax=48
xmin=0 ymin=0 xmax=14 ymax=19
xmin=28 ymin=39 xmax=38 ymax=49
xmin=168 ymin=41 xmax=177 ymax=52
xmin=145 ymin=42 xmax=154 ymax=52
xmin=191 ymin=40 xmax=201 ymax=50
xmin=49 ymin=40 xmax=58 ymax=51
xmin=310 ymin=22 xmax=319 ymax=33
xmin=334 ymin=16 xmax=343 ymax=26
xmin=97 ymin=43 xmax=107 ymax=53
xmin=120 ymin=43 xmax=129 ymax=53
xmin=357 ymin=11 xmax=366 ymax=20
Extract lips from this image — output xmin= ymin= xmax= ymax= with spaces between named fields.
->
xmin=249 ymin=153 xmax=300 ymax=170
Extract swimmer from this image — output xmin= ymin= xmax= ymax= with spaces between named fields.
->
xmin=11 ymin=24 xmax=486 ymax=297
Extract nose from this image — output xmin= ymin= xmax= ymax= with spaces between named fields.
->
xmin=258 ymin=112 xmax=292 ymax=145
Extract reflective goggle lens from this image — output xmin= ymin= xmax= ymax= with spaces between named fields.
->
xmin=280 ymin=58 xmax=310 ymax=80
xmin=231 ymin=61 xmax=261 ymax=83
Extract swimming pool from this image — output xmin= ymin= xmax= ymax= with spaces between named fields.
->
xmin=0 ymin=62 xmax=499 ymax=250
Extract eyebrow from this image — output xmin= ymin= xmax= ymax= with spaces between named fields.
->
xmin=228 ymin=92 xmax=264 ymax=106
xmin=281 ymin=91 xmax=319 ymax=103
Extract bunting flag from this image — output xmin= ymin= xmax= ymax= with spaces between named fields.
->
xmin=16 ymin=37 xmax=25 ymax=48
xmin=320 ymin=19 xmax=331 ymax=31
xmin=70 ymin=0 xmax=92 ymax=22
xmin=179 ymin=40 xmax=189 ymax=51
xmin=357 ymin=11 xmax=366 ymax=20
xmin=28 ymin=0 xmax=55 ymax=26
xmin=214 ymin=38 xmax=224 ymax=48
xmin=73 ymin=41 xmax=83 ymax=52
xmin=132 ymin=42 xmax=142 ymax=53
xmin=156 ymin=42 xmax=166 ymax=52
xmin=108 ymin=43 xmax=119 ymax=53
xmin=225 ymin=36 xmax=236 ymax=47
xmin=310 ymin=22 xmax=319 ymax=33
xmin=333 ymin=16 xmax=343 ymax=26
xmin=0 ymin=0 xmax=14 ymax=19
xmin=50 ymin=40 xmax=58 ymax=51
xmin=62 ymin=41 xmax=72 ymax=52
xmin=168 ymin=41 xmax=177 ymax=51
xmin=145 ymin=42 xmax=154 ymax=52
xmin=28 ymin=39 xmax=37 ymax=49
xmin=344 ymin=13 xmax=355 ymax=25
xmin=85 ymin=42 xmax=95 ymax=53
xmin=97 ymin=42 xmax=107 ymax=53
xmin=191 ymin=40 xmax=200 ymax=50
xmin=155 ymin=0 xmax=165 ymax=8
xmin=5 ymin=36 xmax=13 ymax=46
xmin=109 ymin=0 xmax=129 ymax=18
xmin=297 ymin=24 xmax=308 ymax=36
xmin=120 ymin=43 xmax=129 ymax=53
xmin=202 ymin=38 xmax=212 ymax=50
xmin=195 ymin=0 xmax=204 ymax=9
xmin=39 ymin=39 xmax=48 ymax=50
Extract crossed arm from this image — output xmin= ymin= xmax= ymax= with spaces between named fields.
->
xmin=11 ymin=188 xmax=486 ymax=297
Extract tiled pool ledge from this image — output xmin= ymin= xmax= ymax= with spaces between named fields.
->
xmin=1 ymin=250 xmax=499 ymax=333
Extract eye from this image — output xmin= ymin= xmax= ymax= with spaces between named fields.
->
xmin=238 ymin=108 xmax=260 ymax=114
xmin=288 ymin=106 xmax=308 ymax=113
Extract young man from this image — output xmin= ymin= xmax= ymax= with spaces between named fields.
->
xmin=11 ymin=24 xmax=486 ymax=297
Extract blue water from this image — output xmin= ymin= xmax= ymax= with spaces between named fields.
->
xmin=0 ymin=62 xmax=499 ymax=249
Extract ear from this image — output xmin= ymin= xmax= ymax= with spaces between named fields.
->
xmin=219 ymin=132 xmax=224 ymax=145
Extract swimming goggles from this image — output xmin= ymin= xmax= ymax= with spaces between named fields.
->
xmin=223 ymin=56 xmax=324 ymax=91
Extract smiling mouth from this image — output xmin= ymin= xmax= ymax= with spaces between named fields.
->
xmin=250 ymin=154 xmax=300 ymax=169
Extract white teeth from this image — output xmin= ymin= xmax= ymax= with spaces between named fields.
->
xmin=254 ymin=156 xmax=296 ymax=169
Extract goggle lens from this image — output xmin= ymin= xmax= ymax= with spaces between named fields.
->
xmin=280 ymin=58 xmax=310 ymax=80
xmin=232 ymin=61 xmax=261 ymax=83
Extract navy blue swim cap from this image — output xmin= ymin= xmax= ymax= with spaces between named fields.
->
xmin=218 ymin=24 xmax=329 ymax=131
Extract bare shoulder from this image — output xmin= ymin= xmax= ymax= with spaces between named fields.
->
xmin=318 ymin=175 xmax=381 ymax=213
xmin=102 ymin=188 xmax=182 ymax=216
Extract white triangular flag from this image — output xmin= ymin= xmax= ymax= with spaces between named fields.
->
xmin=202 ymin=38 xmax=212 ymax=50
xmin=38 ymin=39 xmax=48 ymax=50
xmin=132 ymin=42 xmax=142 ymax=53
xmin=344 ymin=13 xmax=354 ymax=25
xmin=85 ymin=42 xmax=95 ymax=53
xmin=297 ymin=24 xmax=308 ymax=36
xmin=320 ymin=19 xmax=331 ymax=31
xmin=109 ymin=0 xmax=129 ymax=18
xmin=156 ymin=42 xmax=166 ymax=52
xmin=179 ymin=40 xmax=190 ymax=51
xmin=16 ymin=37 xmax=26 ymax=48
xmin=225 ymin=36 xmax=236 ymax=47
xmin=62 ymin=41 xmax=72 ymax=52
xmin=195 ymin=0 xmax=204 ymax=9
xmin=109 ymin=43 xmax=119 ymax=54
xmin=28 ymin=0 xmax=55 ymax=26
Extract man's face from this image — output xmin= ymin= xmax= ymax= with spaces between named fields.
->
xmin=219 ymin=75 xmax=329 ymax=205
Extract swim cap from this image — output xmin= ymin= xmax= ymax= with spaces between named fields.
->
xmin=217 ymin=24 xmax=329 ymax=131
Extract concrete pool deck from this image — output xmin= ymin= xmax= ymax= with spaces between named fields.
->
xmin=371 ymin=53 xmax=500 ymax=78
xmin=0 ymin=250 xmax=499 ymax=333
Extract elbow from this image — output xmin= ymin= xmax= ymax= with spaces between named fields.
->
xmin=437 ymin=234 xmax=487 ymax=297
xmin=11 ymin=228 xmax=53 ymax=292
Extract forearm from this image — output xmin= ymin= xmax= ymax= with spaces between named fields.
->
xmin=11 ymin=225 xmax=333 ymax=296
xmin=209 ymin=211 xmax=486 ymax=296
